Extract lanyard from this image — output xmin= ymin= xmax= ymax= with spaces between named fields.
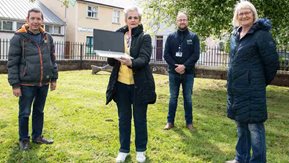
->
xmin=177 ymin=32 xmax=188 ymax=50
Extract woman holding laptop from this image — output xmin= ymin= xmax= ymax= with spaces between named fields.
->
xmin=105 ymin=6 xmax=156 ymax=163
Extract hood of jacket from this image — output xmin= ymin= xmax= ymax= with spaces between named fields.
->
xmin=15 ymin=24 xmax=49 ymax=42
xmin=250 ymin=18 xmax=272 ymax=31
xmin=16 ymin=23 xmax=46 ymax=34
xmin=232 ymin=18 xmax=272 ymax=36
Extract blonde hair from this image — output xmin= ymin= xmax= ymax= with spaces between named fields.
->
xmin=232 ymin=1 xmax=258 ymax=27
xmin=124 ymin=6 xmax=142 ymax=21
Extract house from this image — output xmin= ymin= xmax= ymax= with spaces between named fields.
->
xmin=40 ymin=0 xmax=133 ymax=43
xmin=39 ymin=0 xmax=135 ymax=58
xmin=0 ymin=0 xmax=65 ymax=60
xmin=0 ymin=0 xmax=65 ymax=41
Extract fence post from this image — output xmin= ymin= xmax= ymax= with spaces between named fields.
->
xmin=64 ymin=41 xmax=70 ymax=59
xmin=80 ymin=43 xmax=83 ymax=70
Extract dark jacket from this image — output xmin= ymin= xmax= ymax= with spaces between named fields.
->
xmin=106 ymin=24 xmax=156 ymax=105
xmin=227 ymin=18 xmax=279 ymax=123
xmin=7 ymin=24 xmax=58 ymax=88
xmin=164 ymin=28 xmax=200 ymax=74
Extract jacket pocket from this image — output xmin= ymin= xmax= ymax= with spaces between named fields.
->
xmin=20 ymin=64 xmax=29 ymax=79
xmin=233 ymin=70 xmax=250 ymax=89
xmin=248 ymin=70 xmax=251 ymax=85
xmin=140 ymin=80 xmax=156 ymax=104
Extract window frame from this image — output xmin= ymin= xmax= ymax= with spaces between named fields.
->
xmin=112 ymin=9 xmax=121 ymax=24
xmin=1 ymin=20 xmax=13 ymax=31
xmin=85 ymin=36 xmax=95 ymax=55
xmin=87 ymin=5 xmax=98 ymax=19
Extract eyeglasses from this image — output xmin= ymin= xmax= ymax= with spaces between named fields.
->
xmin=238 ymin=11 xmax=252 ymax=17
xmin=128 ymin=16 xmax=139 ymax=20
xmin=177 ymin=19 xmax=187 ymax=22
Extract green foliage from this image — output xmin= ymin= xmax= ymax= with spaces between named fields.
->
xmin=1 ymin=70 xmax=289 ymax=162
xmin=142 ymin=0 xmax=289 ymax=46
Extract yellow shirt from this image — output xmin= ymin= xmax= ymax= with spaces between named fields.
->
xmin=117 ymin=36 xmax=134 ymax=84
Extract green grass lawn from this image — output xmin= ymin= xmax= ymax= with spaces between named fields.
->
xmin=0 ymin=70 xmax=289 ymax=163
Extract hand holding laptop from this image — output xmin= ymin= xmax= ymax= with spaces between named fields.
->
xmin=115 ymin=54 xmax=132 ymax=66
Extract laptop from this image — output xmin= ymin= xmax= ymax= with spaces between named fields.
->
xmin=93 ymin=29 xmax=132 ymax=59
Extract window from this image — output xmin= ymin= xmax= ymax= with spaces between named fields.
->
xmin=45 ymin=25 xmax=53 ymax=33
xmin=87 ymin=6 xmax=98 ymax=18
xmin=16 ymin=22 xmax=24 ymax=30
xmin=54 ymin=26 xmax=61 ymax=34
xmin=44 ymin=25 xmax=62 ymax=35
xmin=86 ymin=36 xmax=94 ymax=55
xmin=0 ymin=21 xmax=2 ymax=30
xmin=2 ymin=21 xmax=13 ymax=31
xmin=112 ymin=9 xmax=120 ymax=23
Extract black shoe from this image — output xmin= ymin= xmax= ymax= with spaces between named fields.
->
xmin=19 ymin=139 xmax=30 ymax=150
xmin=32 ymin=136 xmax=54 ymax=144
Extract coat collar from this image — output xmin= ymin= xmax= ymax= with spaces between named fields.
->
xmin=116 ymin=24 xmax=144 ymax=36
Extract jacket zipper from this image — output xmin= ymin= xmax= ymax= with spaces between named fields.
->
xmin=36 ymin=44 xmax=43 ymax=86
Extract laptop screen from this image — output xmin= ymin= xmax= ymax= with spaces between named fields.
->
xmin=93 ymin=29 xmax=124 ymax=53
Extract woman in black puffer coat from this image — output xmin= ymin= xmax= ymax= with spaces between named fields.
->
xmin=226 ymin=1 xmax=279 ymax=163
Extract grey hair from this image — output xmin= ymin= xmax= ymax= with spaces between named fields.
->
xmin=124 ymin=6 xmax=142 ymax=21
xmin=232 ymin=1 xmax=258 ymax=27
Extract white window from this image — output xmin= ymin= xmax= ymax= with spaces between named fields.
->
xmin=87 ymin=6 xmax=98 ymax=18
xmin=44 ymin=25 xmax=62 ymax=35
xmin=2 ymin=20 xmax=13 ymax=31
xmin=54 ymin=26 xmax=61 ymax=34
xmin=112 ymin=9 xmax=120 ymax=23
xmin=45 ymin=25 xmax=53 ymax=33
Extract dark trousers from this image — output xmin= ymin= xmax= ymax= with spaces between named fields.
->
xmin=167 ymin=73 xmax=194 ymax=125
xmin=18 ymin=85 xmax=49 ymax=141
xmin=115 ymin=82 xmax=148 ymax=153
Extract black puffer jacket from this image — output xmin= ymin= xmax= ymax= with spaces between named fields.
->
xmin=227 ymin=18 xmax=279 ymax=123
xmin=7 ymin=24 xmax=58 ymax=88
xmin=106 ymin=24 xmax=156 ymax=105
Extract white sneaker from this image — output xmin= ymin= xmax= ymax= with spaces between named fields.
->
xmin=136 ymin=152 xmax=146 ymax=163
xmin=115 ymin=152 xmax=129 ymax=163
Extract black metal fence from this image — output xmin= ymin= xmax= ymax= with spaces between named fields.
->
xmin=0 ymin=39 xmax=288 ymax=71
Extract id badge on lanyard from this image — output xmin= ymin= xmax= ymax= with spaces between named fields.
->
xmin=176 ymin=46 xmax=182 ymax=57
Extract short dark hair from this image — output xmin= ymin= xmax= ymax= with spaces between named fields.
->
xmin=27 ymin=8 xmax=44 ymax=20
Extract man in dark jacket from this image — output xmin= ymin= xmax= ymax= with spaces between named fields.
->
xmin=7 ymin=8 xmax=58 ymax=150
xmin=163 ymin=12 xmax=200 ymax=131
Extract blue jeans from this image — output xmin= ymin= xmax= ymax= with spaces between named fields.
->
xmin=18 ymin=85 xmax=49 ymax=141
xmin=167 ymin=73 xmax=194 ymax=125
xmin=115 ymin=82 xmax=148 ymax=153
xmin=235 ymin=122 xmax=266 ymax=163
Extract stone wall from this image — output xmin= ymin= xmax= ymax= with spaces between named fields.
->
xmin=1 ymin=60 xmax=288 ymax=87
xmin=0 ymin=61 xmax=7 ymax=73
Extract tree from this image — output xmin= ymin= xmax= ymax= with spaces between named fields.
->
xmin=140 ymin=0 xmax=289 ymax=46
